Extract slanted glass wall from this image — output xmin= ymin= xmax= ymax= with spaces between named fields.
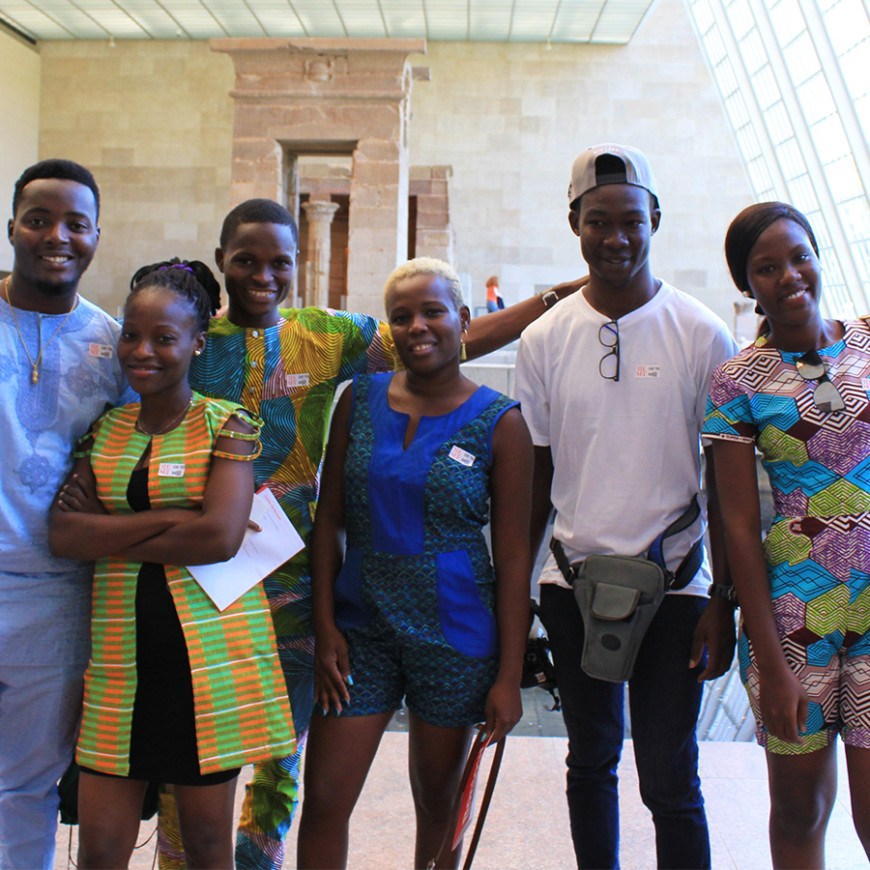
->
xmin=686 ymin=0 xmax=870 ymax=317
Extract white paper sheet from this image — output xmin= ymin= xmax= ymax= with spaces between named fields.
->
xmin=187 ymin=486 xmax=304 ymax=611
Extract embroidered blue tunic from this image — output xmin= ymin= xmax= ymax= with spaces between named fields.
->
xmin=332 ymin=372 xmax=518 ymax=727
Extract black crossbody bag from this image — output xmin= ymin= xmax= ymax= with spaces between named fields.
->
xmin=550 ymin=496 xmax=703 ymax=682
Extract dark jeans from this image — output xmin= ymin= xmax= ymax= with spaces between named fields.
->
xmin=539 ymin=585 xmax=711 ymax=870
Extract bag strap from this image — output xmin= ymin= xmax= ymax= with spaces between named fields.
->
xmin=550 ymin=494 xmax=703 ymax=591
xmin=550 ymin=536 xmax=577 ymax=584
xmin=647 ymin=494 xmax=702 ymax=590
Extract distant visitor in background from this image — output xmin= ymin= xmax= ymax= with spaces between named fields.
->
xmin=485 ymin=275 xmax=505 ymax=313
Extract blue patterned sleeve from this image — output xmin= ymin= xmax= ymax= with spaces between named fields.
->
xmin=702 ymin=361 xmax=757 ymax=444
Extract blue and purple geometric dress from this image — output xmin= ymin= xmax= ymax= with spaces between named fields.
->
xmin=704 ymin=320 xmax=870 ymax=754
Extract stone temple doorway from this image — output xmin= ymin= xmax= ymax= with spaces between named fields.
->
xmin=294 ymin=153 xmax=352 ymax=310
xmin=212 ymin=37 xmax=427 ymax=317
xmin=293 ymin=153 xmax=452 ymax=311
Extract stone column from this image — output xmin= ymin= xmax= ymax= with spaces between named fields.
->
xmin=301 ymin=199 xmax=340 ymax=308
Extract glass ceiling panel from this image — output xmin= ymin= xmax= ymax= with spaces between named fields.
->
xmin=767 ymin=0 xmax=804 ymax=43
xmin=207 ymin=0 xmax=268 ymax=37
xmin=752 ymin=66 xmax=780 ymax=108
xmin=248 ymin=1 xmax=306 ymax=37
xmin=824 ymin=0 xmax=869 ymax=52
xmin=687 ymin=0 xmax=870 ymax=315
xmin=148 ymin=2 xmax=222 ymax=39
xmin=591 ymin=0 xmax=652 ymax=42
xmin=422 ymin=0 xmax=467 ymax=39
xmin=717 ymin=57 xmax=738 ymax=93
xmin=693 ymin=0 xmax=714 ymax=29
xmin=764 ymin=100 xmax=789 ymax=140
xmin=551 ymin=3 xmax=603 ymax=41
xmin=798 ymin=75 xmax=835 ymax=124
xmin=379 ymin=0 xmax=427 ymax=37
xmin=727 ymin=0 xmax=755 ymax=39
xmin=469 ymin=0 xmax=510 ymax=40
xmin=511 ymin=0 xmax=560 ymax=40
xmin=726 ymin=92 xmax=751 ymax=127
xmin=107 ymin=1 xmax=177 ymax=38
xmin=334 ymin=2 xmax=386 ymax=37
xmin=0 ymin=0 xmax=653 ymax=42
xmin=74 ymin=4 xmax=146 ymax=36
xmin=290 ymin=2 xmax=347 ymax=37
xmin=0 ymin=5 xmax=57 ymax=39
xmin=781 ymin=31 xmax=821 ymax=84
xmin=9 ymin=1 xmax=108 ymax=37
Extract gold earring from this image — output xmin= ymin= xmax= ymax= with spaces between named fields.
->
xmin=194 ymin=349 xmax=202 ymax=356
xmin=460 ymin=327 xmax=468 ymax=362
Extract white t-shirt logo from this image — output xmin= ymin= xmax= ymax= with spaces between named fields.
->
xmin=635 ymin=365 xmax=661 ymax=379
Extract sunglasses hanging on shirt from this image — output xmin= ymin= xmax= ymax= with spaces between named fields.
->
xmin=795 ymin=350 xmax=845 ymax=413
xmin=598 ymin=320 xmax=620 ymax=382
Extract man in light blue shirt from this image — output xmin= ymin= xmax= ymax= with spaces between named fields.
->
xmin=0 ymin=159 xmax=134 ymax=870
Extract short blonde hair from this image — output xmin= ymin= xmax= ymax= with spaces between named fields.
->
xmin=383 ymin=257 xmax=464 ymax=311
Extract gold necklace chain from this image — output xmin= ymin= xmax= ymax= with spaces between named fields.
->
xmin=3 ymin=276 xmax=78 ymax=385
xmin=135 ymin=397 xmax=194 ymax=438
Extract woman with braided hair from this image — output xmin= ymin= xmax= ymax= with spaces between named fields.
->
xmin=49 ymin=259 xmax=295 ymax=869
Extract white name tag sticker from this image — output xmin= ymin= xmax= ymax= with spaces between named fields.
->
xmin=286 ymin=373 xmax=310 ymax=389
xmin=158 ymin=463 xmax=185 ymax=478
xmin=448 ymin=445 xmax=476 ymax=467
xmin=89 ymin=343 xmax=114 ymax=359
xmin=635 ymin=365 xmax=661 ymax=379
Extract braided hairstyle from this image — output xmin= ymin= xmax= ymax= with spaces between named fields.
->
xmin=128 ymin=258 xmax=221 ymax=333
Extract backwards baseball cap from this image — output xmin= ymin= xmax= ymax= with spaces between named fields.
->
xmin=568 ymin=143 xmax=659 ymax=209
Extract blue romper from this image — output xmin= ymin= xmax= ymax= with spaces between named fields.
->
xmin=333 ymin=372 xmax=518 ymax=728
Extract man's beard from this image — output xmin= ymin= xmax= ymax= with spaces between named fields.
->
xmin=32 ymin=275 xmax=80 ymax=299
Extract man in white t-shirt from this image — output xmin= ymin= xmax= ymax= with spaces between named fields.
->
xmin=515 ymin=144 xmax=738 ymax=869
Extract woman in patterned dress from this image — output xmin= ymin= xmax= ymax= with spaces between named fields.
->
xmin=296 ymin=258 xmax=534 ymax=869
xmin=49 ymin=261 xmax=294 ymax=869
xmin=703 ymin=202 xmax=870 ymax=868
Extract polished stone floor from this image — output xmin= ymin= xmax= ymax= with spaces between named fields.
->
xmin=53 ymin=727 xmax=867 ymax=870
